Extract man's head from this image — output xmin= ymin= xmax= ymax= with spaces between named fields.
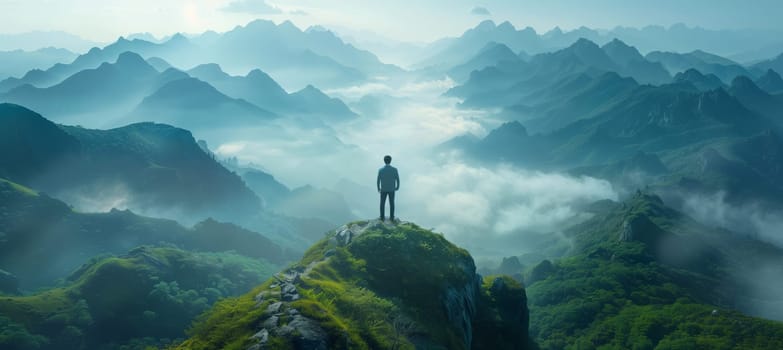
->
xmin=384 ymin=155 xmax=392 ymax=164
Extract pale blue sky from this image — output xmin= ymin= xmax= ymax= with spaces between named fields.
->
xmin=1 ymin=0 xmax=781 ymax=43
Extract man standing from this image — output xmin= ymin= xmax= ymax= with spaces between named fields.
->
xmin=377 ymin=155 xmax=400 ymax=221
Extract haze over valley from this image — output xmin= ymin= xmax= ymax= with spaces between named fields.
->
xmin=2 ymin=1 xmax=783 ymax=349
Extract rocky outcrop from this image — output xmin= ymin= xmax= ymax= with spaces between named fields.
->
xmin=182 ymin=219 xmax=532 ymax=350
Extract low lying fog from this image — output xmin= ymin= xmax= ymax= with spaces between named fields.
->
xmin=209 ymin=77 xmax=618 ymax=260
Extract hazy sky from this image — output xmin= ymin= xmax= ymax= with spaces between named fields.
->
xmin=1 ymin=0 xmax=782 ymax=44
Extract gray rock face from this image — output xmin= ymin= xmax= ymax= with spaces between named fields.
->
xmin=443 ymin=270 xmax=481 ymax=348
xmin=279 ymin=315 xmax=329 ymax=350
xmin=334 ymin=219 xmax=408 ymax=246
xmin=618 ymin=214 xmax=667 ymax=246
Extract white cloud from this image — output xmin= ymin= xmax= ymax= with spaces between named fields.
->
xmin=221 ymin=0 xmax=282 ymax=14
xmin=471 ymin=6 xmax=491 ymax=16
xmin=404 ymin=163 xmax=617 ymax=240
xmin=681 ymin=191 xmax=783 ymax=248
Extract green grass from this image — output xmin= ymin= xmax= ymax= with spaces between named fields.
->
xmin=0 ymin=178 xmax=37 ymax=197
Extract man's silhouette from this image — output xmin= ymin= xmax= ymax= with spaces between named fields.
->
xmin=377 ymin=155 xmax=399 ymax=221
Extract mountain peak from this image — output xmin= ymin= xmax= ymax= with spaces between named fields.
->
xmin=603 ymin=38 xmax=634 ymax=50
xmin=602 ymin=38 xmax=643 ymax=63
xmin=678 ymin=68 xmax=707 ymax=79
xmin=167 ymin=33 xmax=189 ymax=44
xmin=278 ymin=20 xmax=301 ymax=32
xmin=572 ymin=37 xmax=599 ymax=49
xmin=299 ymin=84 xmax=321 ymax=94
xmin=245 ymin=19 xmax=277 ymax=31
xmin=488 ymin=120 xmax=528 ymax=139
xmin=497 ymin=21 xmax=516 ymax=31
xmin=475 ymin=19 xmax=497 ymax=31
xmin=178 ymin=220 xmax=530 ymax=349
xmin=729 ymin=75 xmax=768 ymax=97
xmin=188 ymin=63 xmax=228 ymax=80
xmin=673 ymin=68 xmax=725 ymax=91
xmin=246 ymin=69 xmax=278 ymax=85
xmin=116 ymin=51 xmax=148 ymax=67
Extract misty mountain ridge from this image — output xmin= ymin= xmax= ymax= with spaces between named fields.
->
xmin=755 ymin=69 xmax=783 ymax=94
xmin=448 ymin=37 xmax=667 ymax=109
xmin=646 ymin=50 xmax=758 ymax=83
xmin=0 ymin=30 xmax=100 ymax=52
xmin=0 ymin=36 xmax=186 ymax=93
xmin=0 ymin=52 xmax=177 ymax=120
xmin=0 ymin=19 xmax=401 ymax=92
xmin=0 ymin=103 xmax=262 ymax=221
xmin=420 ymin=20 xmax=783 ymax=71
xmin=0 ymin=176 xmax=290 ymax=290
xmin=127 ymin=76 xmax=278 ymax=130
xmin=455 ymin=81 xmax=776 ymax=170
xmin=753 ymin=53 xmax=783 ymax=77
xmin=187 ymin=63 xmax=357 ymax=121
xmin=0 ymin=47 xmax=76 ymax=80
xmin=1 ymin=50 xmax=357 ymax=132
xmin=672 ymin=68 xmax=727 ymax=91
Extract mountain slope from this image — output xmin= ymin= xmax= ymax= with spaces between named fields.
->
xmin=0 ymin=103 xmax=81 ymax=181
xmin=188 ymin=63 xmax=356 ymax=121
xmin=523 ymin=193 xmax=783 ymax=349
xmin=178 ymin=220 xmax=533 ymax=350
xmin=419 ymin=20 xmax=545 ymax=69
xmin=755 ymin=69 xmax=783 ymax=94
xmin=0 ymin=103 xmax=263 ymax=222
xmin=0 ymin=246 xmax=278 ymax=350
xmin=446 ymin=42 xmax=523 ymax=82
xmin=672 ymin=68 xmax=726 ymax=91
xmin=753 ymin=53 xmax=783 ymax=77
xmin=128 ymin=77 xmax=278 ymax=129
xmin=449 ymin=38 xmax=668 ymax=109
xmin=646 ymin=50 xmax=753 ymax=83
xmin=458 ymin=83 xmax=773 ymax=168
xmin=601 ymin=39 xmax=670 ymax=84
xmin=0 ymin=37 xmax=183 ymax=93
xmin=0 ymin=177 xmax=290 ymax=290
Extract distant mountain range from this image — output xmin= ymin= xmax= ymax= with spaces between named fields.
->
xmin=0 ymin=48 xmax=76 ymax=80
xmin=447 ymin=38 xmax=671 ymax=110
xmin=187 ymin=63 xmax=357 ymax=121
xmin=0 ymin=20 xmax=401 ymax=92
xmin=0 ymin=30 xmax=100 ymax=52
xmin=646 ymin=50 xmax=760 ymax=83
xmin=0 ymin=51 xmax=357 ymax=131
xmin=420 ymin=20 xmax=783 ymax=69
xmin=1 ymin=52 xmax=178 ymax=121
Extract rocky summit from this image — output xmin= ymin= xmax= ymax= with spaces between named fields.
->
xmin=177 ymin=220 xmax=532 ymax=350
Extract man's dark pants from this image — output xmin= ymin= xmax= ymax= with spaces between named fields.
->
xmin=380 ymin=191 xmax=395 ymax=219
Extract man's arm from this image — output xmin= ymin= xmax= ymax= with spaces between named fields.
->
xmin=395 ymin=169 xmax=400 ymax=190
xmin=377 ymin=170 xmax=381 ymax=192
